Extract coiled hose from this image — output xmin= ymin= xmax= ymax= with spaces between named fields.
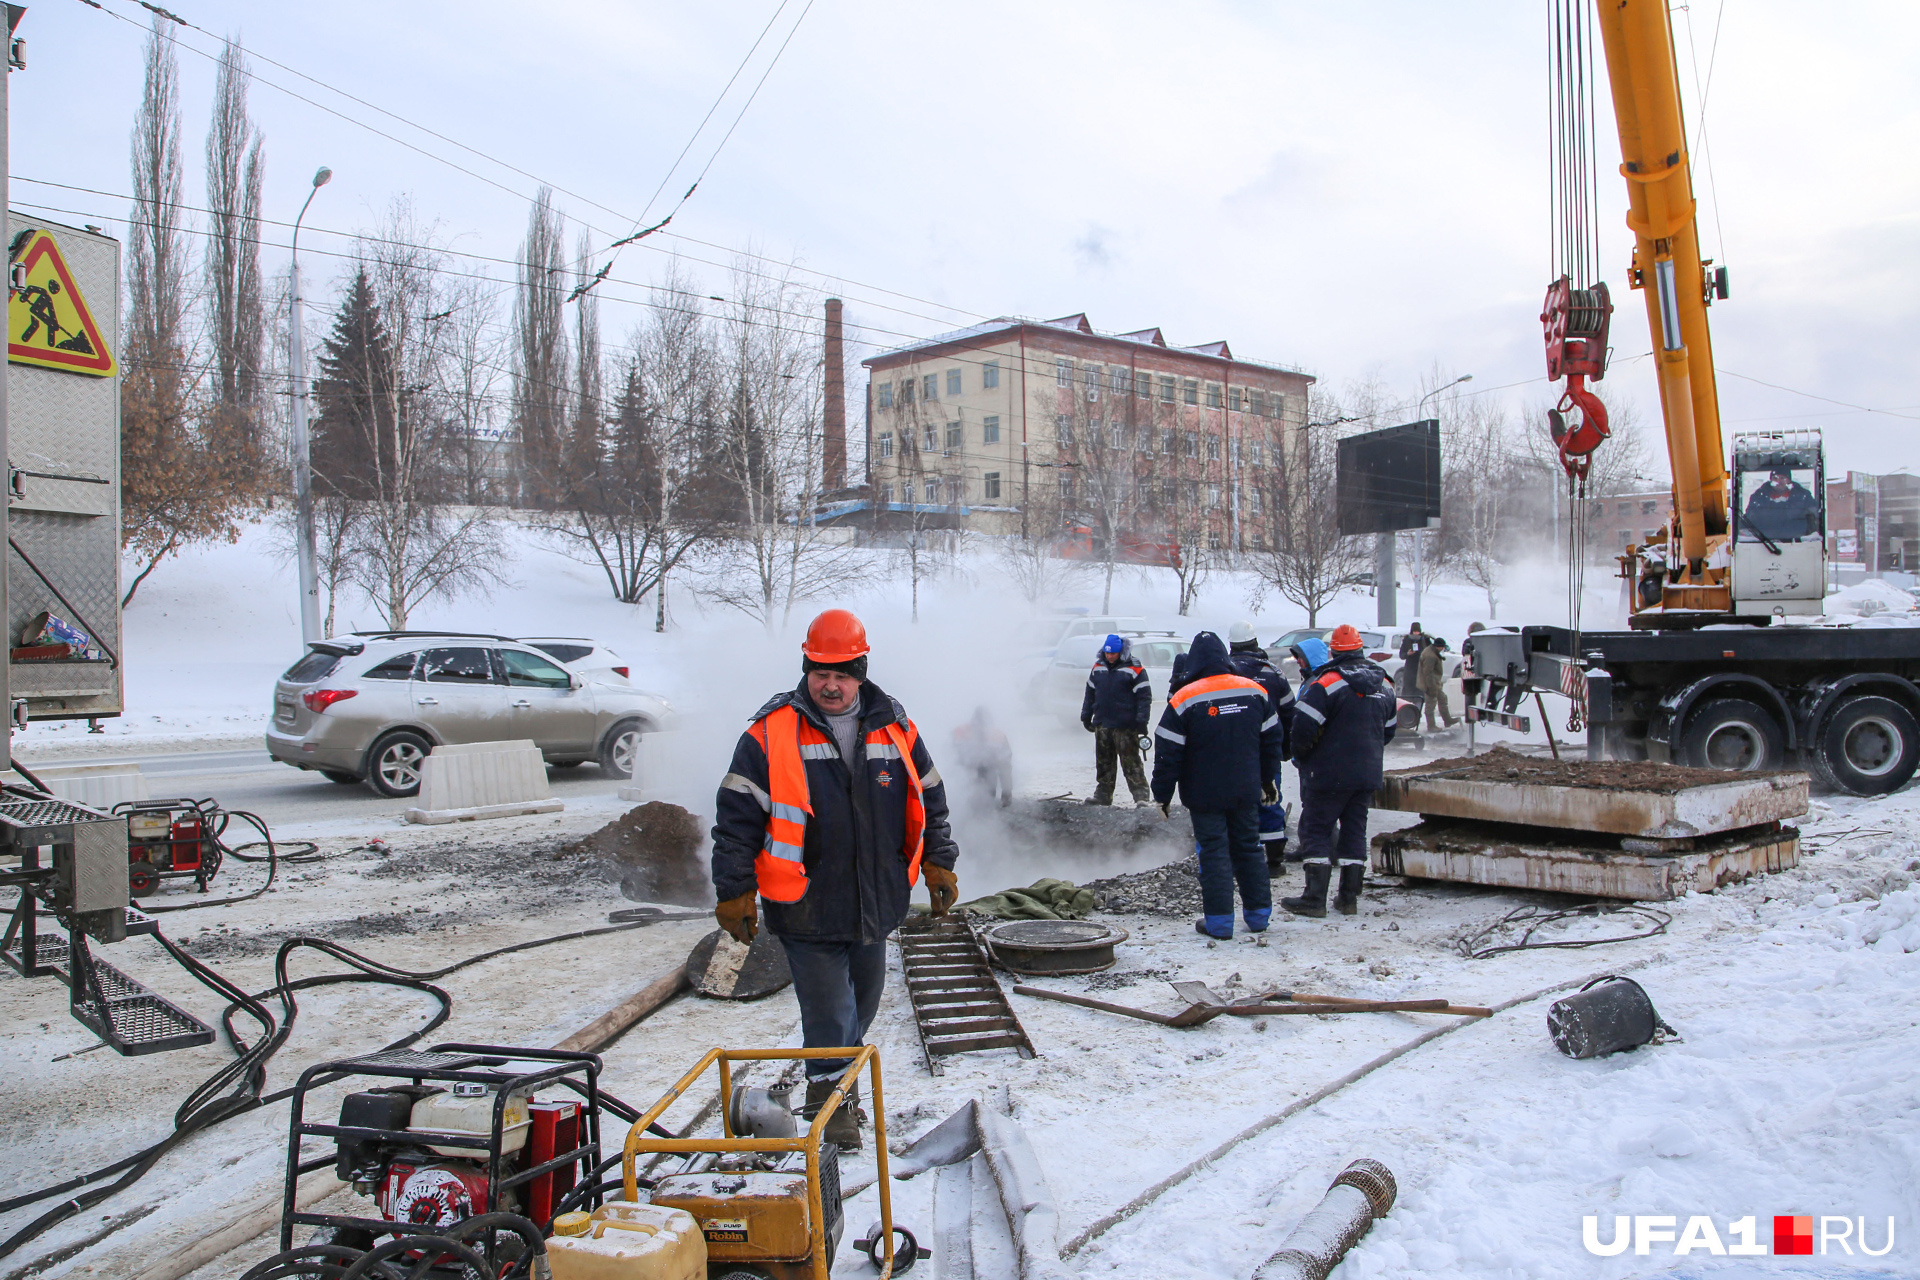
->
xmin=238 ymin=1212 xmax=547 ymax=1280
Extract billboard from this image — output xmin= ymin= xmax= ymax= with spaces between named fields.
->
xmin=1336 ymin=419 xmax=1442 ymax=536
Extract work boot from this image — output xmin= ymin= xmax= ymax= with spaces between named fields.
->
xmin=1083 ymin=795 xmax=1112 ymax=806
xmin=1264 ymin=840 xmax=1288 ymax=878
xmin=1333 ymin=865 xmax=1365 ymax=916
xmin=1281 ymin=864 xmax=1331 ymax=919
xmin=803 ymin=1080 xmax=862 ymax=1151
xmin=1196 ymin=915 xmax=1234 ymax=940
xmin=1243 ymin=907 xmax=1271 ymax=934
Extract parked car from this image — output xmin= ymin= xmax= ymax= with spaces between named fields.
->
xmin=1268 ymin=627 xmax=1393 ymax=679
xmin=1042 ymin=629 xmax=1190 ymax=728
xmin=519 ymin=636 xmax=631 ymax=685
xmin=266 ymin=632 xmax=672 ymax=797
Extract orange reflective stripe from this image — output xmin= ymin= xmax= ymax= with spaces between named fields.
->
xmin=755 ymin=705 xmax=814 ymax=904
xmin=1168 ymin=672 xmax=1264 ymax=711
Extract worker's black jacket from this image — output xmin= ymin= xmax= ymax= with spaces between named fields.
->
xmin=1151 ymin=632 xmax=1285 ymax=811
xmin=1080 ymin=648 xmax=1152 ymax=729
xmin=1743 ymin=482 xmax=1820 ymax=542
xmin=1290 ymin=655 xmax=1397 ymax=791
xmin=1228 ymin=641 xmax=1294 ymax=762
xmin=711 ymin=679 xmax=958 ymax=944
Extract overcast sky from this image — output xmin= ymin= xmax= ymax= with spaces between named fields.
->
xmin=14 ymin=0 xmax=1920 ymax=481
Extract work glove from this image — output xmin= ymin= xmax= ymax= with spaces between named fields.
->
xmin=1082 ymin=718 xmax=1095 ymax=733
xmin=1262 ymin=781 xmax=1279 ymax=806
xmin=1158 ymin=801 xmax=1172 ymax=819
xmin=924 ymin=865 xmax=959 ymax=917
xmin=715 ymin=891 xmax=758 ymax=944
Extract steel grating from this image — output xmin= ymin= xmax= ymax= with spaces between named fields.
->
xmin=338 ymin=1049 xmax=489 ymax=1072
xmin=0 ymin=798 xmax=112 ymax=827
xmin=895 ymin=915 xmax=1036 ymax=1075
xmin=69 ymin=951 xmax=214 ymax=1055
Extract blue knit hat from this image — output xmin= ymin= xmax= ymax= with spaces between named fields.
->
xmin=1101 ymin=634 xmax=1125 ymax=654
xmin=1292 ymin=636 xmax=1332 ymax=673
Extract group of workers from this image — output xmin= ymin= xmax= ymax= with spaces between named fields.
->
xmin=704 ymin=608 xmax=1399 ymax=1153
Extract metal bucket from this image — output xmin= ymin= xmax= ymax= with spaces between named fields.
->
xmin=1547 ymin=975 xmax=1671 ymax=1059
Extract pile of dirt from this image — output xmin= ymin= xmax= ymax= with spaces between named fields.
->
xmin=1023 ymin=797 xmax=1194 ymax=853
xmin=1396 ymin=744 xmax=1767 ymax=793
xmin=1082 ymin=855 xmax=1205 ymax=918
xmin=565 ymin=801 xmax=713 ymax=906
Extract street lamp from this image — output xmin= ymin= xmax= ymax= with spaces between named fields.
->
xmin=289 ymin=165 xmax=331 ymax=645
xmin=1410 ymin=374 xmax=1471 ymax=619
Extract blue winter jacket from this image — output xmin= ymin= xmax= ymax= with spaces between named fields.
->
xmin=1150 ymin=632 xmax=1285 ymax=811
xmin=1080 ymin=643 xmax=1152 ymax=729
xmin=1228 ymin=640 xmax=1294 ymax=763
xmin=1289 ymin=653 xmax=1397 ymax=791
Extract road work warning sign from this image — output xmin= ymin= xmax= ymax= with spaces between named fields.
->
xmin=8 ymin=229 xmax=116 ymax=377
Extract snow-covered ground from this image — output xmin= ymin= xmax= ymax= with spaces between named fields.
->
xmin=3 ymin=523 xmax=1918 ymax=1280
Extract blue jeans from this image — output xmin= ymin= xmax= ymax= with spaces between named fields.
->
xmin=778 ymin=936 xmax=889 ymax=1080
xmin=1190 ymin=806 xmax=1271 ymax=919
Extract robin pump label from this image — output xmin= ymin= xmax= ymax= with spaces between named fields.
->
xmin=702 ymin=1218 xmax=749 ymax=1244
xmin=8 ymin=228 xmax=116 ymax=377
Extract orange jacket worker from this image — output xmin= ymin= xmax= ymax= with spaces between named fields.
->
xmin=710 ymin=609 xmax=960 ymax=1148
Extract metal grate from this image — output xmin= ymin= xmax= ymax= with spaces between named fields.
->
xmin=338 ymin=1049 xmax=488 ymax=1073
xmin=895 ymin=916 xmax=1036 ymax=1075
xmin=1 ymin=927 xmax=69 ymax=976
xmin=69 ymin=952 xmax=214 ymax=1056
xmin=0 ymin=798 xmax=111 ymax=827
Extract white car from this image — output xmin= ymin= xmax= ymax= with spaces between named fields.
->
xmin=519 ymin=637 xmax=632 ymax=686
xmin=1044 ymin=630 xmax=1190 ymax=729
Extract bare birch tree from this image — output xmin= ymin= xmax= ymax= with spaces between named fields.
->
xmin=1250 ymin=400 xmax=1369 ymax=625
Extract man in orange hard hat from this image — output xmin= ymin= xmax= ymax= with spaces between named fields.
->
xmin=1282 ymin=623 xmax=1396 ymax=919
xmin=709 ymin=608 xmax=960 ymax=1149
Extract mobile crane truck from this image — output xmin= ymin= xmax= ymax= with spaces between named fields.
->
xmin=1463 ymin=0 xmax=1919 ymax=798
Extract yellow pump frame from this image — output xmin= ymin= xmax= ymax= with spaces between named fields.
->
xmin=620 ymin=1046 xmax=894 ymax=1280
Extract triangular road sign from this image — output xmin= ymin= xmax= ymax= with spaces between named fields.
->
xmin=8 ymin=229 xmax=116 ymax=377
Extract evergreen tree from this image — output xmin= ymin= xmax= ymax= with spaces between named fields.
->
xmin=310 ymin=269 xmax=398 ymax=500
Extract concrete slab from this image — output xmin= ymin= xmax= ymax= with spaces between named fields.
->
xmin=1372 ymin=819 xmax=1800 ymax=901
xmin=1375 ymin=768 xmax=1808 ymax=838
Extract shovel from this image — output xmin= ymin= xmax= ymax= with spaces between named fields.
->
xmin=1173 ymin=980 xmax=1491 ymax=1018
xmin=1011 ymin=985 xmax=1232 ymax=1027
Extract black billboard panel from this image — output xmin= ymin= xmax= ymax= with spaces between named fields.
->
xmin=1336 ymin=419 xmax=1442 ymax=535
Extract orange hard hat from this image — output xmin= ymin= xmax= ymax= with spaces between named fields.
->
xmin=1328 ymin=624 xmax=1365 ymax=652
xmin=802 ymin=609 xmax=870 ymax=663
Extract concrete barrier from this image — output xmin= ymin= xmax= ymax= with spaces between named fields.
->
xmin=405 ymin=739 xmax=564 ymax=825
xmin=5 ymin=761 xmax=148 ymax=809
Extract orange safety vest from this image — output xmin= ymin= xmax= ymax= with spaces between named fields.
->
xmin=750 ymin=704 xmax=927 ymax=904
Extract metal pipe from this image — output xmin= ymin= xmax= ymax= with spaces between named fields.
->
xmin=1253 ymin=1160 xmax=1397 ymax=1280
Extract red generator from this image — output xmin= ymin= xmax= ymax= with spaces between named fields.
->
xmin=116 ymin=798 xmax=221 ymax=896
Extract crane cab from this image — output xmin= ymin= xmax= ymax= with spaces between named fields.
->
xmin=1729 ymin=431 xmax=1826 ymax=617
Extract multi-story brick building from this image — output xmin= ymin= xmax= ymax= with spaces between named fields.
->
xmin=858 ymin=313 xmax=1314 ymax=554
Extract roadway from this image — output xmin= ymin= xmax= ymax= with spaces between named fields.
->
xmin=18 ymin=745 xmax=634 ymax=828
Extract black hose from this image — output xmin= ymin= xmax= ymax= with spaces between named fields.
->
xmin=0 ymin=903 xmax=698 ymax=1258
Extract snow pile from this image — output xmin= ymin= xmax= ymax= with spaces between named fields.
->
xmin=1838 ymin=886 xmax=1920 ymax=953
xmin=1822 ymin=577 xmax=1920 ymax=625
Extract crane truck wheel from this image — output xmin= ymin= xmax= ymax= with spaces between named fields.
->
xmin=1678 ymin=699 xmax=1784 ymax=772
xmin=1814 ymin=695 xmax=1919 ymax=796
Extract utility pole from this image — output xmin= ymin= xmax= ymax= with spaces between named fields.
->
xmin=289 ymin=166 xmax=331 ymax=644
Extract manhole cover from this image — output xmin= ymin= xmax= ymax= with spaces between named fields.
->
xmin=980 ymin=919 xmax=1128 ymax=975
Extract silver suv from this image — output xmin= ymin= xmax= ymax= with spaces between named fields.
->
xmin=265 ymin=632 xmax=673 ymax=797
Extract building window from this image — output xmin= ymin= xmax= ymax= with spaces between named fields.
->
xmin=1617 ymin=503 xmax=1631 ymax=516
xmin=876 ymin=381 xmax=893 ymax=409
xmin=1112 ymin=367 xmax=1129 ymax=395
xmin=901 ymin=379 xmax=914 ymax=406
xmin=983 ymin=360 xmax=1000 ymax=390
xmin=1109 ymin=423 xmax=1128 ymax=450
xmin=1269 ymin=394 xmax=1283 ymax=419
xmin=1208 ymin=531 xmax=1222 ymax=551
xmin=1641 ymin=500 xmax=1658 ymax=514
xmin=1206 ymin=383 xmax=1222 ymax=409
xmin=1184 ymin=431 xmax=1198 ymax=457
xmin=1183 ymin=378 xmax=1199 ymax=405
xmin=1060 ymin=477 xmax=1075 ymax=502
xmin=924 ymin=423 xmax=939 ymax=451
xmin=1161 ymin=428 xmax=1176 ymax=454
xmin=1084 ymin=366 xmax=1100 ymax=400
xmin=1135 ymin=371 xmax=1151 ymax=398
xmin=1186 ymin=480 xmax=1201 ymax=506
xmin=1620 ymin=530 xmax=1633 ymax=545
xmin=945 ymin=421 xmax=963 ymax=450
xmin=925 ymin=478 xmax=941 ymax=503
xmin=1207 ymin=435 xmax=1221 ymax=461
xmin=1228 ymin=387 xmax=1243 ymax=413
xmin=1249 ymin=440 xmax=1264 ymax=468
xmin=983 ymin=415 xmax=1000 ymax=444
xmin=879 ymin=483 xmax=892 ymax=504
xmin=1161 ymin=479 xmax=1177 ymax=505
xmin=1590 ymin=501 xmax=1606 ymax=517
xmin=923 ymin=373 xmax=938 ymax=401
xmin=984 ymin=471 xmax=1001 ymax=500
xmin=1056 ymin=414 xmax=1074 ymax=446
xmin=1159 ymin=375 xmax=1175 ymax=403
xmin=878 ymin=431 xmax=893 ymax=458
xmin=1057 ymin=359 xmax=1072 ymax=387
xmin=1253 ymin=532 xmax=1266 ymax=551
xmin=899 ymin=427 xmax=913 ymax=453
xmin=1250 ymin=488 xmax=1263 ymax=515
xmin=946 ymin=368 xmax=962 ymax=397
xmin=1250 ymin=390 xmax=1266 ymax=417
xmin=1208 ymin=484 xmax=1221 ymax=508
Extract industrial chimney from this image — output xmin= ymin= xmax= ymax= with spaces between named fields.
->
xmin=822 ymin=298 xmax=847 ymax=490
